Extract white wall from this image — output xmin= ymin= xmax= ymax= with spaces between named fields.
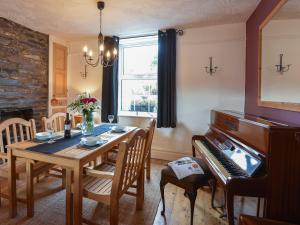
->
xmin=68 ymin=39 xmax=103 ymax=103
xmin=261 ymin=19 xmax=300 ymax=103
xmin=120 ymin=23 xmax=246 ymax=160
xmin=66 ymin=23 xmax=246 ymax=161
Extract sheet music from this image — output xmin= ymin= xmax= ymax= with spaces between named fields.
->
xmin=168 ymin=157 xmax=204 ymax=180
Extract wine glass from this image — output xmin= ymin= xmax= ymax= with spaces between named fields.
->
xmin=108 ymin=115 xmax=114 ymax=123
xmin=46 ymin=123 xmax=54 ymax=136
xmin=46 ymin=123 xmax=55 ymax=143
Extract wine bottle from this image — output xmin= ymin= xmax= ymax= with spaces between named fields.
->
xmin=64 ymin=113 xmax=71 ymax=139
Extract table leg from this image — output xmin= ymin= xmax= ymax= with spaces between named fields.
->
xmin=73 ymin=165 xmax=83 ymax=225
xmin=8 ymin=149 xmax=17 ymax=218
xmin=26 ymin=160 xmax=34 ymax=217
xmin=66 ymin=168 xmax=73 ymax=225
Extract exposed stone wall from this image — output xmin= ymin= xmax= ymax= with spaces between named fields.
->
xmin=0 ymin=17 xmax=49 ymax=130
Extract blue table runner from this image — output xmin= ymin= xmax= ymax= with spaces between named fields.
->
xmin=27 ymin=124 xmax=113 ymax=154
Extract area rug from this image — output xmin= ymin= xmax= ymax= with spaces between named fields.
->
xmin=0 ymin=163 xmax=163 ymax=225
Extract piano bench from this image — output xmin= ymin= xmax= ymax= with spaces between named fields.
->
xmin=239 ymin=215 xmax=298 ymax=225
xmin=160 ymin=157 xmax=216 ymax=225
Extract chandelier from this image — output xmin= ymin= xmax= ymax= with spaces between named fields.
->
xmin=83 ymin=1 xmax=118 ymax=67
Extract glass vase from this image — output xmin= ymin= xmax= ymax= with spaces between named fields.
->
xmin=82 ymin=109 xmax=94 ymax=135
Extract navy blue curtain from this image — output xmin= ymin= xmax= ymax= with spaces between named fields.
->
xmin=157 ymin=29 xmax=177 ymax=128
xmin=101 ymin=36 xmax=119 ymax=123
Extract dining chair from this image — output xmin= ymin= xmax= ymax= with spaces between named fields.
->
xmin=77 ymin=128 xmax=148 ymax=225
xmin=105 ymin=118 xmax=156 ymax=179
xmin=42 ymin=112 xmax=75 ymax=132
xmin=0 ymin=118 xmax=58 ymax=216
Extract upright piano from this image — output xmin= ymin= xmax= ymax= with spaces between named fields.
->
xmin=192 ymin=110 xmax=300 ymax=225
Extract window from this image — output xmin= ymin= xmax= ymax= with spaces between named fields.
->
xmin=118 ymin=36 xmax=158 ymax=117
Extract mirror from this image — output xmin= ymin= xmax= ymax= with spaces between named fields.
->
xmin=259 ymin=0 xmax=300 ymax=111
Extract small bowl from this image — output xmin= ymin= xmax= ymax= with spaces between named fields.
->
xmin=81 ymin=136 xmax=99 ymax=146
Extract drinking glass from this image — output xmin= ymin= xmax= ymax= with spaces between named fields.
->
xmin=108 ymin=115 xmax=114 ymax=123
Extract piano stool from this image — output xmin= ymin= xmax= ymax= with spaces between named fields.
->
xmin=239 ymin=215 xmax=298 ymax=225
xmin=160 ymin=157 xmax=217 ymax=225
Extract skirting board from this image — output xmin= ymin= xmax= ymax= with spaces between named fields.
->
xmin=151 ymin=147 xmax=192 ymax=161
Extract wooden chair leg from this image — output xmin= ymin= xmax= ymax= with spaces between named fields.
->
xmin=26 ymin=161 xmax=34 ymax=218
xmin=160 ymin=180 xmax=167 ymax=215
xmin=0 ymin=184 xmax=2 ymax=207
xmin=186 ymin=190 xmax=197 ymax=225
xmin=62 ymin=169 xmax=66 ymax=189
xmin=146 ymin=153 xmax=151 ymax=179
xmin=110 ymin=200 xmax=119 ymax=225
xmin=136 ymin=172 xmax=144 ymax=210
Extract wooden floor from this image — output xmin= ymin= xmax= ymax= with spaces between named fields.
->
xmin=0 ymin=159 xmax=258 ymax=225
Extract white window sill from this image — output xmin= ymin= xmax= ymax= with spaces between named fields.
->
xmin=118 ymin=111 xmax=157 ymax=119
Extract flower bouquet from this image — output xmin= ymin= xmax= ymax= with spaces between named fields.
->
xmin=68 ymin=93 xmax=101 ymax=135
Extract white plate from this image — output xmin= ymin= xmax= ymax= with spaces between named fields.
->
xmin=36 ymin=132 xmax=52 ymax=140
xmin=111 ymin=126 xmax=126 ymax=133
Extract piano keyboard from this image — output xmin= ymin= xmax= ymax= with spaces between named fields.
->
xmin=194 ymin=139 xmax=248 ymax=184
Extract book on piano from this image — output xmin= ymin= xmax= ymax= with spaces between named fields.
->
xmin=168 ymin=157 xmax=204 ymax=179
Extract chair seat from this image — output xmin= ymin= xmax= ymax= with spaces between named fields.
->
xmin=0 ymin=159 xmax=53 ymax=178
xmin=161 ymin=157 xmax=213 ymax=191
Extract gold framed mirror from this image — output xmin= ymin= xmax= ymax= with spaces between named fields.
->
xmin=258 ymin=0 xmax=300 ymax=112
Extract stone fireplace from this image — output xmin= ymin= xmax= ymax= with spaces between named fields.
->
xmin=0 ymin=17 xmax=49 ymax=130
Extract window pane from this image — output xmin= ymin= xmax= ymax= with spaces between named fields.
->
xmin=121 ymin=79 xmax=157 ymax=113
xmin=123 ymin=45 xmax=158 ymax=75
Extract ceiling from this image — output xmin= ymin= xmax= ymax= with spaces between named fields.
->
xmin=0 ymin=0 xmax=260 ymax=41
xmin=273 ymin=0 xmax=300 ymax=20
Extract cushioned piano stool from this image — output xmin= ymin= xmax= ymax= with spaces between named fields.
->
xmin=160 ymin=157 xmax=216 ymax=225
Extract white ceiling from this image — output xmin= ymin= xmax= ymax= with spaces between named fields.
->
xmin=0 ymin=0 xmax=260 ymax=41
xmin=274 ymin=0 xmax=300 ymax=20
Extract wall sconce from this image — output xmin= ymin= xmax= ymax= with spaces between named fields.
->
xmin=275 ymin=54 xmax=291 ymax=74
xmin=80 ymin=64 xmax=88 ymax=79
xmin=205 ymin=57 xmax=218 ymax=75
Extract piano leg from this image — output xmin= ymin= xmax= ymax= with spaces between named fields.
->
xmin=186 ymin=190 xmax=197 ymax=225
xmin=192 ymin=145 xmax=196 ymax=157
xmin=208 ymin=179 xmax=217 ymax=209
xmin=160 ymin=180 xmax=166 ymax=215
xmin=226 ymin=190 xmax=235 ymax=225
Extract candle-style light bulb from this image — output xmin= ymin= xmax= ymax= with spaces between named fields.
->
xmin=106 ymin=51 xmax=111 ymax=58
xmin=88 ymin=50 xmax=93 ymax=57
xmin=83 ymin=45 xmax=88 ymax=53
xmin=99 ymin=44 xmax=104 ymax=52
xmin=113 ymin=48 xmax=117 ymax=55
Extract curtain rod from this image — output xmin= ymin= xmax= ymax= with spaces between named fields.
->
xmin=120 ymin=29 xmax=183 ymax=40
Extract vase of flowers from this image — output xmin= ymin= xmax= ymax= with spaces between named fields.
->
xmin=68 ymin=93 xmax=101 ymax=135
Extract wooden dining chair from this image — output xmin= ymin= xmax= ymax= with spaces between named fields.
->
xmin=0 ymin=118 xmax=57 ymax=216
xmin=105 ymin=118 xmax=156 ymax=179
xmin=42 ymin=112 xmax=75 ymax=132
xmin=144 ymin=118 xmax=156 ymax=179
xmin=77 ymin=128 xmax=148 ymax=225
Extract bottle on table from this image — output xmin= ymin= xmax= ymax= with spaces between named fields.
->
xmin=64 ymin=113 xmax=71 ymax=139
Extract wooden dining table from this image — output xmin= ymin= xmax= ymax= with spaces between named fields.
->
xmin=6 ymin=124 xmax=136 ymax=225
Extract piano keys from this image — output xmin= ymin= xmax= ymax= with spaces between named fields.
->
xmin=192 ymin=110 xmax=300 ymax=225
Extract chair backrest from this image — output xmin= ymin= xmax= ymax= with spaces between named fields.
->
xmin=145 ymin=118 xmax=156 ymax=158
xmin=0 ymin=118 xmax=36 ymax=157
xmin=112 ymin=128 xmax=148 ymax=197
xmin=42 ymin=112 xmax=74 ymax=132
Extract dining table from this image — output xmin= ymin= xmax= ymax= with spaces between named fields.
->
xmin=6 ymin=123 xmax=136 ymax=225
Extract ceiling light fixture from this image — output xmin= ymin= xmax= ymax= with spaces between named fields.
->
xmin=83 ymin=1 xmax=117 ymax=67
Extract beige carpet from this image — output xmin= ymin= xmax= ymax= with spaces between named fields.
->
xmin=0 ymin=163 xmax=163 ymax=225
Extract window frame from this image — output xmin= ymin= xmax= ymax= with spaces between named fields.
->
xmin=118 ymin=36 xmax=158 ymax=118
